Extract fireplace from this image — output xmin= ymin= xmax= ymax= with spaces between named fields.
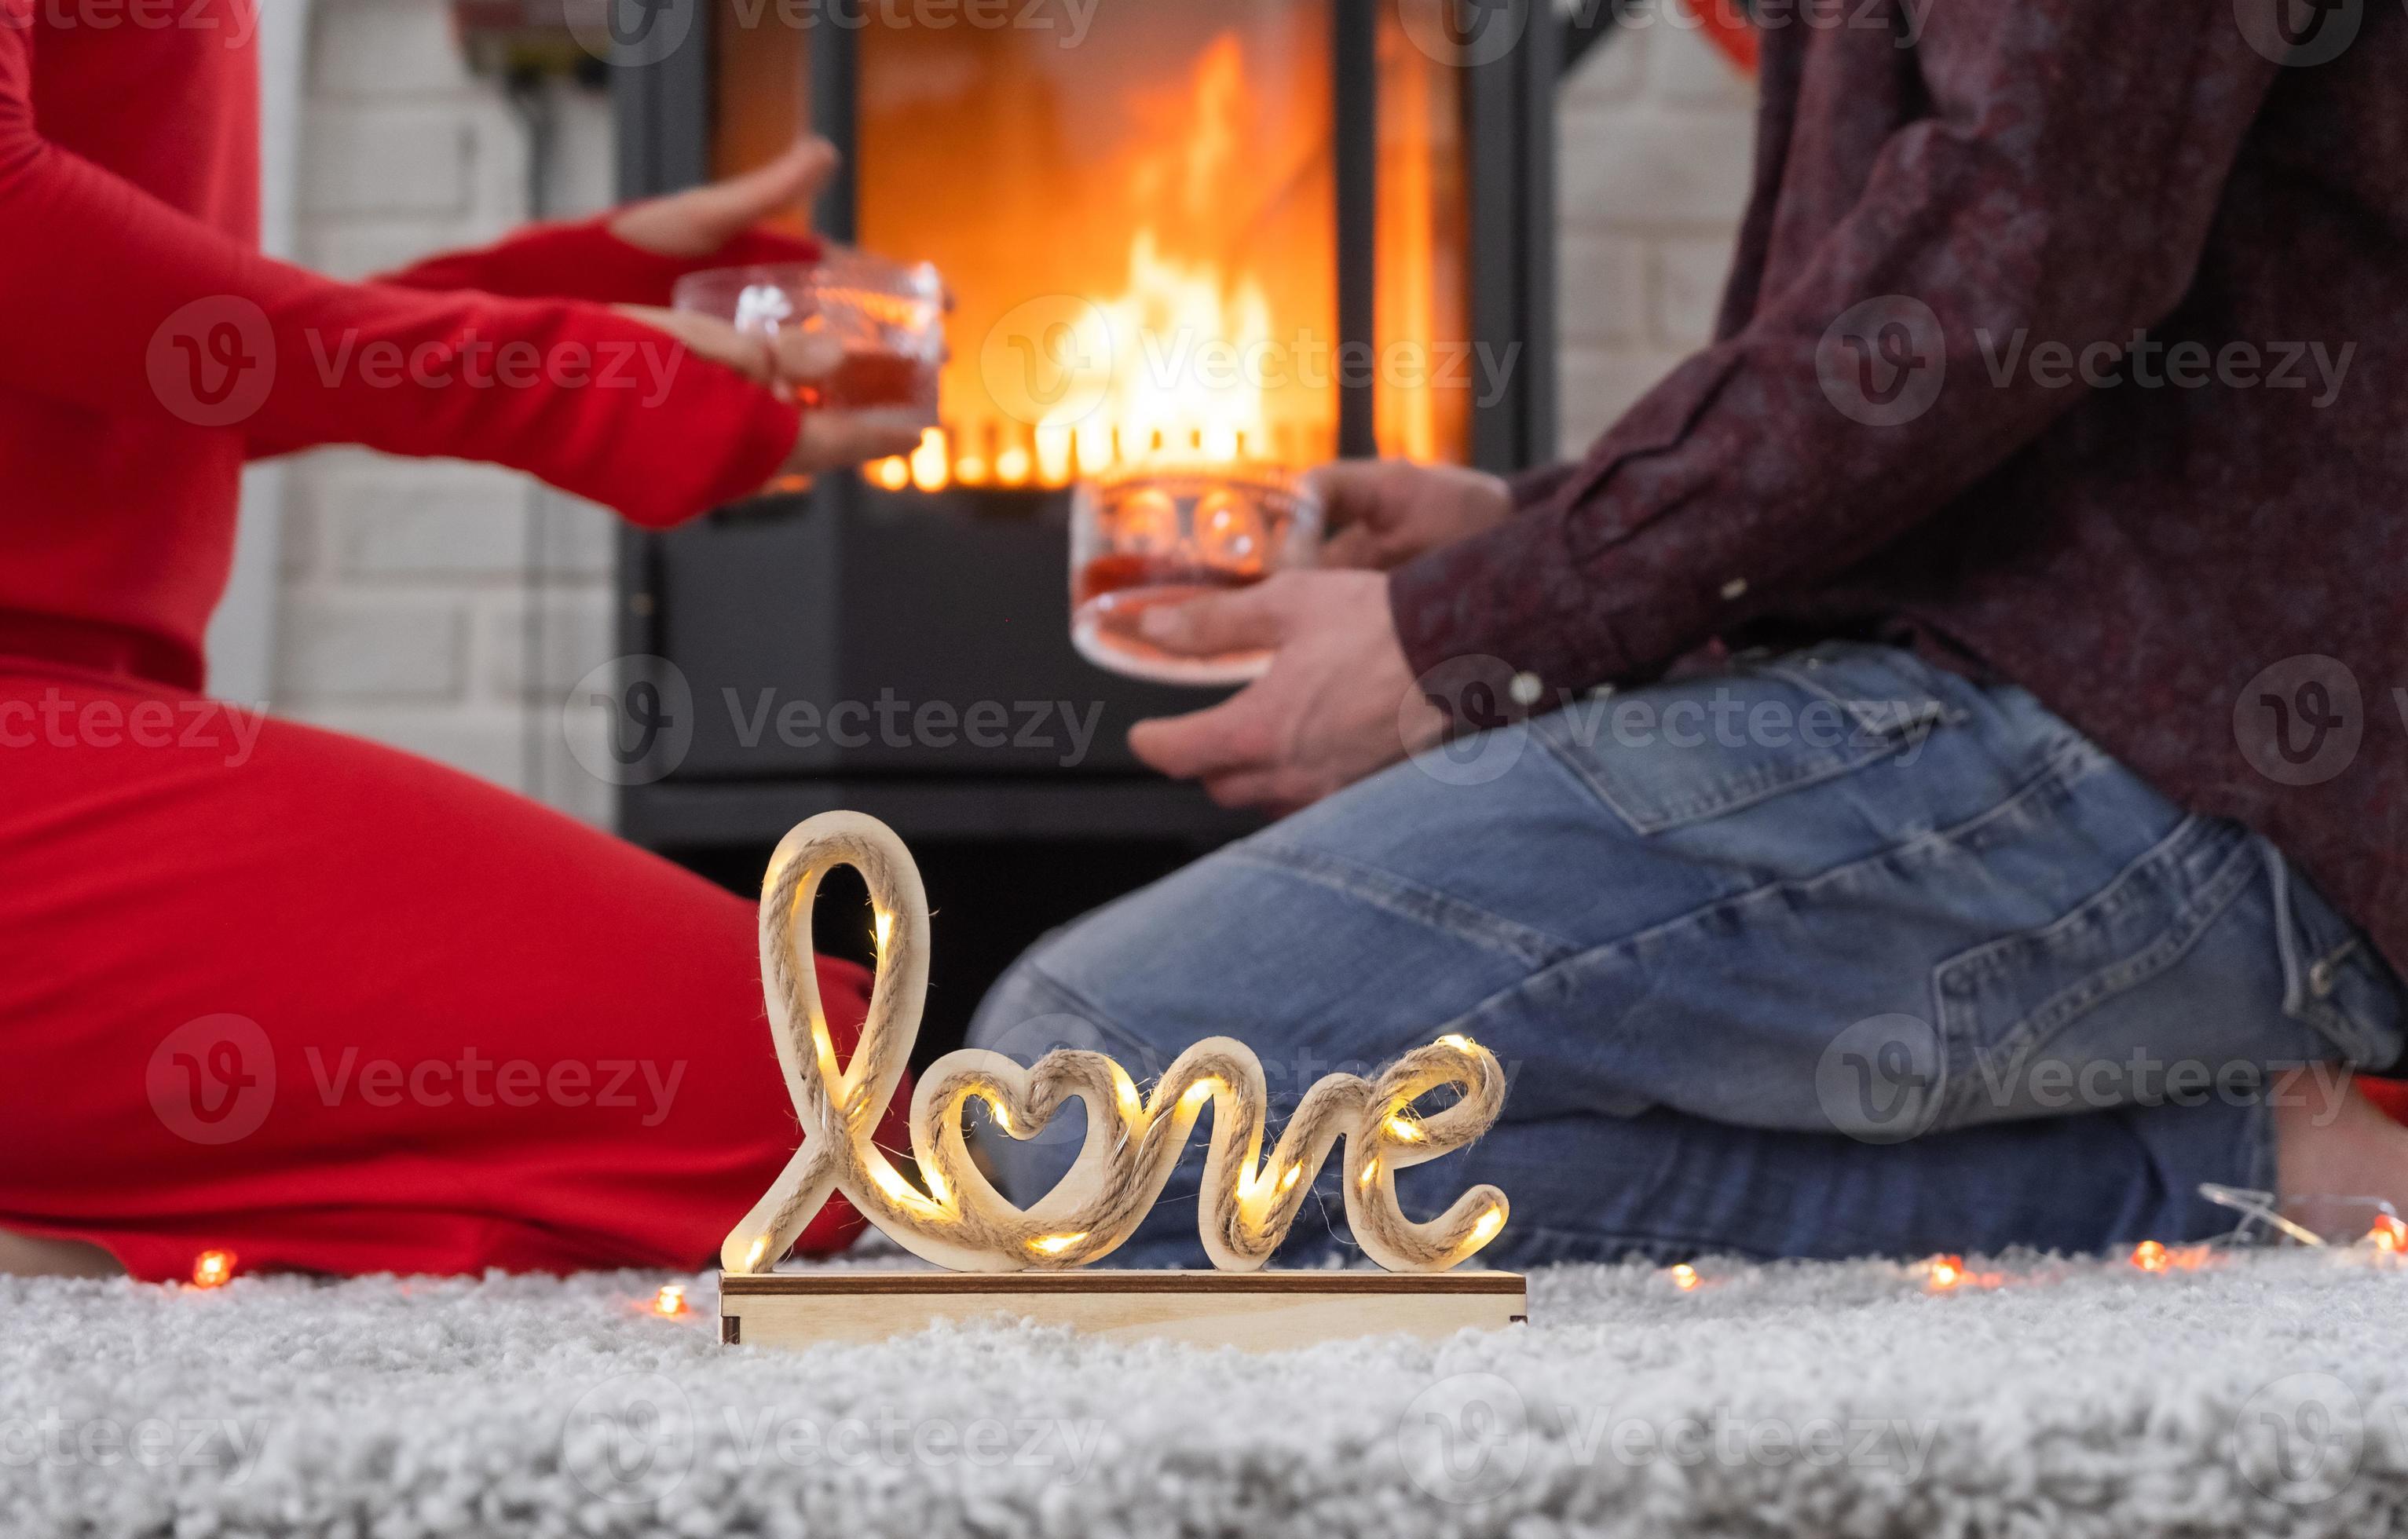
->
xmin=610 ymin=0 xmax=1571 ymax=1051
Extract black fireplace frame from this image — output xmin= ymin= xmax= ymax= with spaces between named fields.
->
xmin=609 ymin=0 xmax=1582 ymax=857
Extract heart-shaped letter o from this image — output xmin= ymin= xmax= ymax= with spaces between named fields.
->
xmin=720 ymin=812 xmax=1512 ymax=1275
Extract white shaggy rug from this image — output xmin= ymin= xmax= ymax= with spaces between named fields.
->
xmin=5 ymin=1249 xmax=2404 ymax=1537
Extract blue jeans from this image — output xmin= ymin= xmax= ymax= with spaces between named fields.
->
xmin=967 ymin=643 xmax=2405 ymax=1265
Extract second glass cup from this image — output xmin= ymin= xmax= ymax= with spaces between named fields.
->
xmin=1070 ymin=466 xmax=1323 ymax=686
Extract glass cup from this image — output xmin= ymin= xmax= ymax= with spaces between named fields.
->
xmin=671 ymin=247 xmax=946 ymax=415
xmin=1070 ymin=465 xmax=1323 ymax=686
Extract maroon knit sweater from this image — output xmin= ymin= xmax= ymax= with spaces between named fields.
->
xmin=1392 ymin=0 xmax=2408 ymax=974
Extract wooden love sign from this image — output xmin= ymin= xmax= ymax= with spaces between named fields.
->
xmin=720 ymin=812 xmax=1512 ymax=1276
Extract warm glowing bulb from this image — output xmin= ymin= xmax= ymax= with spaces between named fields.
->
xmin=1437 ymin=1033 xmax=1475 ymax=1052
xmin=191 ymin=1249 xmax=236 ymax=1289
xmin=1030 ymin=1232 xmax=1087 ymax=1256
xmin=995 ymin=445 xmax=1033 ymax=486
xmin=653 ymin=1284 xmax=687 ymax=1318
xmin=910 ymin=428 xmax=949 ymax=492
xmin=873 ymin=909 xmax=894 ymax=955
xmin=1470 ymin=1208 xmax=1505 ymax=1245
xmin=1928 ymin=1255 xmax=1965 ymax=1289
xmin=2370 ymin=1214 xmax=2407 ymax=1253
xmin=869 ymin=1161 xmax=917 ymax=1204
xmin=1278 ymin=1165 xmax=1301 ymax=1194
xmin=1670 ymin=1263 xmax=1700 ymax=1291
xmin=1385 ymin=1114 xmax=1424 ymax=1142
xmin=955 ymin=455 xmax=989 ymax=486
xmin=984 ymin=1095 xmax=1016 ymax=1135
xmin=873 ymin=456 xmax=911 ymax=491
xmin=1359 ymin=1157 xmax=1379 ymax=1189
xmin=2131 ymin=1240 xmax=2170 ymax=1273
xmin=1180 ymin=1080 xmax=1216 ymax=1112
xmin=924 ymin=1167 xmax=950 ymax=1208
xmin=745 ymin=1236 xmax=770 ymax=1270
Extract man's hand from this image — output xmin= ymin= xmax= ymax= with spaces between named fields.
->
xmin=609 ymin=138 xmax=835 ymax=258
xmin=1314 ymin=459 xmax=1514 ymax=571
xmin=1127 ymin=571 xmax=1447 ymax=814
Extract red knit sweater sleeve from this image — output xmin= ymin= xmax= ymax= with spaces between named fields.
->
xmin=376 ymin=218 xmax=822 ymax=309
xmin=0 ymin=22 xmax=796 ymax=528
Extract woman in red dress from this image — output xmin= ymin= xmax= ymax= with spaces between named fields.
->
xmin=0 ymin=3 xmax=920 ymax=1279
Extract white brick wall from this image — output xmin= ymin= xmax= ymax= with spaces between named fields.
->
xmin=1555 ymin=20 xmax=1757 ymax=455
xmin=264 ymin=6 xmax=1752 ymax=827
xmin=276 ymin=0 xmax=618 ymax=824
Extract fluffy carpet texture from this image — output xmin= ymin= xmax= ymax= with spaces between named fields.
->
xmin=3 ymin=1249 xmax=2403 ymax=1537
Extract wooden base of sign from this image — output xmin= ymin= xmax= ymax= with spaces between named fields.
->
xmin=720 ymin=1270 xmax=1528 ymax=1352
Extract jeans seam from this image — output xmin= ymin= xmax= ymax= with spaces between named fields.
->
xmin=1226 ymin=840 xmax=1582 ymax=969
xmin=1494 ymin=727 xmax=2111 ymax=1003
xmin=1934 ymin=821 xmax=2265 ymax=1126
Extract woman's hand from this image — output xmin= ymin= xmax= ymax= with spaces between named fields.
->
xmin=608 ymin=137 xmax=928 ymax=487
xmin=1312 ymin=459 xmax=1515 ymax=571
xmin=613 ymin=305 xmax=931 ymax=486
xmin=608 ymin=138 xmax=836 ymax=259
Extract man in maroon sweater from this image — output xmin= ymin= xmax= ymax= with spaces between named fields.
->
xmin=967 ymin=0 xmax=2408 ymax=1263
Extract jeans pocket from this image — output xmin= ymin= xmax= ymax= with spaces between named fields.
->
xmin=1535 ymin=643 xmax=1965 ymax=836
xmin=1930 ymin=817 xmax=2288 ymax=1128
